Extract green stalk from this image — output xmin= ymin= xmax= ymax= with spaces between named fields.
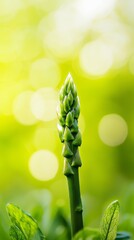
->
xmin=67 ymin=167 xmax=83 ymax=236
xmin=57 ymin=73 xmax=83 ymax=237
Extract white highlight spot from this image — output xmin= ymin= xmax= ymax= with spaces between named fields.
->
xmin=79 ymin=40 xmax=113 ymax=76
xmin=31 ymin=88 xmax=58 ymax=122
xmin=13 ymin=91 xmax=37 ymax=125
xmin=29 ymin=150 xmax=58 ymax=181
xmin=98 ymin=114 xmax=128 ymax=146
xmin=75 ymin=0 xmax=116 ymax=21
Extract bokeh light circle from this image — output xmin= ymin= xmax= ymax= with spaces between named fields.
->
xmin=75 ymin=0 xmax=116 ymax=21
xmin=98 ymin=114 xmax=128 ymax=146
xmin=79 ymin=40 xmax=113 ymax=76
xmin=31 ymin=87 xmax=58 ymax=122
xmin=29 ymin=150 xmax=59 ymax=181
xmin=13 ymin=91 xmax=37 ymax=125
xmin=30 ymin=58 xmax=61 ymax=89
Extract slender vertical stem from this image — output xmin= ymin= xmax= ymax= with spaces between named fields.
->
xmin=67 ymin=167 xmax=83 ymax=236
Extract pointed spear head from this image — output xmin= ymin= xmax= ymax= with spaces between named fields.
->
xmin=57 ymin=73 xmax=82 ymax=174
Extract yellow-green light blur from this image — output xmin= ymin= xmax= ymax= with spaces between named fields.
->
xmin=0 ymin=0 xmax=134 ymax=238
xmin=29 ymin=150 xmax=59 ymax=181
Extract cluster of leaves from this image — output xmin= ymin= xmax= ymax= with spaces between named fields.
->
xmin=6 ymin=200 xmax=130 ymax=240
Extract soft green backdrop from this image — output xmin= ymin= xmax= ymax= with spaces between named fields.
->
xmin=0 ymin=0 xmax=134 ymax=238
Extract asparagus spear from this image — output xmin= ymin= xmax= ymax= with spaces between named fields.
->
xmin=57 ymin=73 xmax=83 ymax=237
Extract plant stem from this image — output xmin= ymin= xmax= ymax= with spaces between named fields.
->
xmin=57 ymin=73 xmax=84 ymax=238
xmin=67 ymin=167 xmax=83 ymax=236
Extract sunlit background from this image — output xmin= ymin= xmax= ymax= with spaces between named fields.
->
xmin=0 ymin=0 xmax=134 ymax=238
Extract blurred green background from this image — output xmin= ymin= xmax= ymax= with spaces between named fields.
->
xmin=0 ymin=0 xmax=134 ymax=239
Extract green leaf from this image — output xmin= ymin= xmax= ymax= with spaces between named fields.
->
xmin=9 ymin=225 xmax=26 ymax=240
xmin=7 ymin=203 xmax=46 ymax=240
xmin=73 ymin=227 xmax=100 ymax=240
xmin=100 ymin=200 xmax=120 ymax=240
xmin=47 ymin=208 xmax=71 ymax=240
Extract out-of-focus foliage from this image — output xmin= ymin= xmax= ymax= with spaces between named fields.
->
xmin=0 ymin=0 xmax=134 ymax=238
xmin=74 ymin=228 xmax=100 ymax=240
